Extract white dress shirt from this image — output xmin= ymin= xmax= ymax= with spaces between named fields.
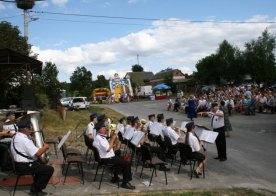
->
xmin=93 ymin=134 xmax=115 ymax=159
xmin=10 ymin=132 xmax=38 ymax=163
xmin=164 ymin=126 xmax=179 ymax=145
xmin=188 ymin=132 xmax=200 ymax=152
xmin=86 ymin=122 xmax=96 ymax=138
xmin=211 ymin=110 xmax=225 ymax=129
xmin=3 ymin=119 xmax=18 ymax=135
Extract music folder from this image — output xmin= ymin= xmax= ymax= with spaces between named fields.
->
xmin=123 ymin=126 xmax=135 ymax=140
xmin=115 ymin=123 xmax=124 ymax=134
xmin=57 ymin=130 xmax=72 ymax=149
xmin=180 ymin=121 xmax=189 ymax=132
xmin=130 ymin=131 xmax=145 ymax=147
xmin=195 ymin=126 xmax=218 ymax=144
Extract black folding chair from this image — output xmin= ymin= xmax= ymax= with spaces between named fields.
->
xmin=92 ymin=146 xmax=119 ymax=190
xmin=139 ymin=145 xmax=168 ymax=186
xmin=83 ymin=134 xmax=94 ymax=165
xmin=164 ymin=136 xmax=178 ymax=167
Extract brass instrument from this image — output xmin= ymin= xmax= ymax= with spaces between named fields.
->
xmin=140 ymin=119 xmax=148 ymax=133
xmin=28 ymin=111 xmax=49 ymax=163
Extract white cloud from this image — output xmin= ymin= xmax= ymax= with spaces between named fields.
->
xmin=51 ymin=0 xmax=68 ymax=7
xmin=36 ymin=1 xmax=49 ymax=8
xmin=0 ymin=2 xmax=6 ymax=10
xmin=128 ymin=0 xmax=139 ymax=4
xmin=33 ymin=15 xmax=276 ymax=82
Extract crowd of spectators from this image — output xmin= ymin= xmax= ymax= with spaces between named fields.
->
xmin=172 ymin=84 xmax=276 ymax=115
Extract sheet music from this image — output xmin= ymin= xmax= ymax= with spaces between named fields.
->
xmin=195 ymin=128 xmax=218 ymax=144
xmin=57 ymin=130 xmax=72 ymax=149
xmin=130 ymin=131 xmax=145 ymax=147
xmin=180 ymin=121 xmax=189 ymax=132
xmin=123 ymin=126 xmax=135 ymax=140
xmin=115 ymin=123 xmax=124 ymax=134
xmin=149 ymin=122 xmax=163 ymax=136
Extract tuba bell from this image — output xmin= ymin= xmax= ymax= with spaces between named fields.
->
xmin=28 ymin=111 xmax=49 ymax=164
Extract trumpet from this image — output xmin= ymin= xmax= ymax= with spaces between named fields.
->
xmin=139 ymin=119 xmax=148 ymax=133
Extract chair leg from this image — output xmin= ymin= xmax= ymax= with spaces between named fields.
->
xmin=190 ymin=161 xmax=196 ymax=180
xmin=203 ymin=162 xmax=205 ymax=179
xmin=80 ymin=163 xmax=84 ymax=184
xmin=13 ymin=175 xmax=20 ymax=196
xmin=99 ymin=166 xmax=105 ymax=190
xmin=64 ymin=163 xmax=71 ymax=184
xmin=149 ymin=166 xmax=155 ymax=186
xmin=178 ymin=162 xmax=182 ymax=174
xmin=164 ymin=169 xmax=168 ymax=185
xmin=53 ymin=143 xmax=58 ymax=158
xmin=94 ymin=164 xmax=100 ymax=181
xmin=140 ymin=163 xmax=144 ymax=178
xmin=88 ymin=151 xmax=93 ymax=165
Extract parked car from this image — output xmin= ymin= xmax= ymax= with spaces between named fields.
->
xmin=60 ymin=97 xmax=72 ymax=107
xmin=69 ymin=97 xmax=89 ymax=110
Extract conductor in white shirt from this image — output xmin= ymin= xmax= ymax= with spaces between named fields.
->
xmin=93 ymin=121 xmax=135 ymax=190
xmin=10 ymin=120 xmax=54 ymax=196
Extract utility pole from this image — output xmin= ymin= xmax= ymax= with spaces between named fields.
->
xmin=23 ymin=10 xmax=28 ymax=38
xmin=137 ymin=54 xmax=140 ymax=65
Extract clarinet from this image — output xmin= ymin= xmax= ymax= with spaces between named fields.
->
xmin=194 ymin=133 xmax=206 ymax=152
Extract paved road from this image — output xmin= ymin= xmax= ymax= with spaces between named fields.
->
xmin=103 ymin=100 xmax=276 ymax=192
xmin=1 ymin=100 xmax=275 ymax=195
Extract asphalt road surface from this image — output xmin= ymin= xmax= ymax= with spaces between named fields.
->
xmin=103 ymin=99 xmax=276 ymax=192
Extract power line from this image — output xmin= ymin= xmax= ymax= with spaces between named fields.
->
xmin=30 ymin=10 xmax=276 ymax=24
xmin=0 ymin=14 xmax=21 ymax=20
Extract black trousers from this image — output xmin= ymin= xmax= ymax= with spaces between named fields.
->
xmin=0 ymin=142 xmax=10 ymax=169
xmin=15 ymin=162 xmax=54 ymax=193
xmin=101 ymin=156 xmax=132 ymax=183
xmin=214 ymin=126 xmax=227 ymax=159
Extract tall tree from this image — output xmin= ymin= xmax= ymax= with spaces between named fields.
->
xmin=93 ymin=75 xmax=109 ymax=89
xmin=0 ymin=21 xmax=31 ymax=56
xmin=41 ymin=62 xmax=61 ymax=106
xmin=131 ymin=64 xmax=144 ymax=72
xmin=70 ymin=66 xmax=93 ymax=98
xmin=244 ymin=29 xmax=276 ymax=83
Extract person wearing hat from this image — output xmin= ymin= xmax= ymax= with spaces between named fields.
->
xmin=93 ymin=121 xmax=135 ymax=190
xmin=152 ymin=113 xmax=166 ymax=151
xmin=3 ymin=111 xmax=18 ymax=135
xmin=201 ymin=103 xmax=226 ymax=161
xmin=184 ymin=122 xmax=206 ymax=178
xmin=86 ymin=113 xmax=97 ymax=141
xmin=164 ymin=118 xmax=181 ymax=156
xmin=10 ymin=119 xmax=54 ymax=195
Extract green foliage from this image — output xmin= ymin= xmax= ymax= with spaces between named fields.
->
xmin=93 ymin=75 xmax=109 ymax=89
xmin=41 ymin=62 xmax=61 ymax=105
xmin=195 ymin=30 xmax=276 ymax=84
xmin=132 ymin=64 xmax=144 ymax=72
xmin=0 ymin=21 xmax=31 ymax=56
xmin=70 ymin=66 xmax=93 ymax=98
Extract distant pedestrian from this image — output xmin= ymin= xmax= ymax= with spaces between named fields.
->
xmin=187 ymin=95 xmax=197 ymax=121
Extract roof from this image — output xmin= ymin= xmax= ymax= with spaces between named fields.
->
xmin=151 ymin=69 xmax=184 ymax=80
xmin=0 ymin=48 xmax=42 ymax=75
xmin=125 ymin=71 xmax=154 ymax=83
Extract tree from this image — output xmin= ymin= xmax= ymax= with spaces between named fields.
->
xmin=0 ymin=21 xmax=31 ymax=56
xmin=70 ymin=66 xmax=93 ymax=98
xmin=41 ymin=62 xmax=61 ymax=106
xmin=131 ymin=64 xmax=144 ymax=72
xmin=243 ymin=30 xmax=276 ymax=83
xmin=93 ymin=75 xmax=109 ymax=89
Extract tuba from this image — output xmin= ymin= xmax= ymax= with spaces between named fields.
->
xmin=28 ymin=111 xmax=49 ymax=164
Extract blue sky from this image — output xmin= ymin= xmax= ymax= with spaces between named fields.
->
xmin=1 ymin=0 xmax=276 ymax=82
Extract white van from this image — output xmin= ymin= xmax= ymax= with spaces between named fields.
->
xmin=70 ymin=97 xmax=89 ymax=109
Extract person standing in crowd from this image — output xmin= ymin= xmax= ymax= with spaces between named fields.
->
xmin=85 ymin=113 xmax=97 ymax=142
xmin=220 ymin=101 xmax=232 ymax=138
xmin=184 ymin=122 xmax=207 ymax=177
xmin=10 ymin=120 xmax=54 ymax=195
xmin=93 ymin=121 xmax=135 ymax=189
xmin=187 ymin=95 xmax=197 ymax=121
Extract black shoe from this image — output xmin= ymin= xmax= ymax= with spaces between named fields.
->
xmin=220 ymin=158 xmax=227 ymax=162
xmin=159 ymin=165 xmax=170 ymax=171
xmin=110 ymin=176 xmax=120 ymax=183
xmin=121 ymin=182 xmax=135 ymax=190
xmin=193 ymin=170 xmax=200 ymax=178
xmin=213 ymin=157 xmax=221 ymax=160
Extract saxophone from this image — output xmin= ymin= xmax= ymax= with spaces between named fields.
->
xmin=28 ymin=111 xmax=49 ymax=164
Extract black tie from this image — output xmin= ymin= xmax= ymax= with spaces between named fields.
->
xmin=211 ymin=115 xmax=215 ymax=127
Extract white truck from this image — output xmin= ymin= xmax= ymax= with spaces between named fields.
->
xmin=137 ymin=85 xmax=153 ymax=97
